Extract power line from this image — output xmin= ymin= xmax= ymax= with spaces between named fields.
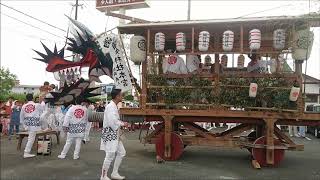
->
xmin=1 ymin=12 xmax=65 ymax=39
xmin=236 ymin=3 xmax=294 ymax=18
xmin=0 ymin=3 xmax=66 ymax=32
xmin=2 ymin=26 xmax=65 ymax=43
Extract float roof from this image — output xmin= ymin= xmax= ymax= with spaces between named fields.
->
xmin=118 ymin=14 xmax=320 ymax=34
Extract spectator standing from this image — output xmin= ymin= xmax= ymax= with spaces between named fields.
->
xmin=9 ymin=100 xmax=22 ymax=140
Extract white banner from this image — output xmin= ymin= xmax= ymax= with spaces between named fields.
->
xmin=97 ymin=33 xmax=132 ymax=92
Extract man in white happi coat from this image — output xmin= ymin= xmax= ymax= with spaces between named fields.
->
xmin=186 ymin=54 xmax=201 ymax=74
xmin=162 ymin=55 xmax=188 ymax=74
xmin=100 ymin=89 xmax=128 ymax=180
xmin=20 ymin=93 xmax=45 ymax=158
xmin=58 ymin=98 xmax=89 ymax=160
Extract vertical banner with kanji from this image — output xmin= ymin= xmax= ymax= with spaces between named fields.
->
xmin=97 ymin=33 xmax=132 ymax=92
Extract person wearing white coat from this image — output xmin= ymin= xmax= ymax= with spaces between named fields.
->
xmin=100 ymin=89 xmax=128 ymax=180
xmin=162 ymin=55 xmax=188 ymax=74
xmin=20 ymin=94 xmax=45 ymax=158
xmin=58 ymin=99 xmax=89 ymax=160
xmin=186 ymin=54 xmax=201 ymax=74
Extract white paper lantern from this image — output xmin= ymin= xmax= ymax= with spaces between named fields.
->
xmin=289 ymin=87 xmax=300 ymax=101
xmin=130 ymin=35 xmax=146 ymax=65
xmin=155 ymin=32 xmax=165 ymax=52
xmin=273 ymin=29 xmax=286 ymax=50
xmin=237 ymin=54 xmax=245 ymax=68
xmin=249 ymin=83 xmax=258 ymax=98
xmin=292 ymin=29 xmax=314 ymax=61
xmin=198 ymin=31 xmax=210 ymax=51
xmin=176 ymin=32 xmax=186 ymax=51
xmin=222 ymin=30 xmax=234 ymax=51
xmin=221 ymin=55 xmax=228 ymax=67
xmin=249 ymin=29 xmax=261 ymax=50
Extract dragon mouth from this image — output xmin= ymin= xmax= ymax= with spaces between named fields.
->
xmin=53 ymin=66 xmax=82 ymax=83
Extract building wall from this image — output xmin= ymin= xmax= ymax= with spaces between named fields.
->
xmin=11 ymin=86 xmax=40 ymax=94
xmin=303 ymin=77 xmax=320 ymax=103
xmin=304 ymin=84 xmax=320 ymax=94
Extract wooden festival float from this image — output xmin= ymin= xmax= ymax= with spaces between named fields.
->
xmin=112 ymin=14 xmax=320 ymax=167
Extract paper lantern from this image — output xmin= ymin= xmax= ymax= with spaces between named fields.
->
xmin=222 ymin=30 xmax=234 ymax=51
xmin=198 ymin=31 xmax=210 ymax=51
xmin=289 ymin=86 xmax=300 ymax=101
xmin=237 ymin=54 xmax=245 ymax=68
xmin=292 ymin=29 xmax=314 ymax=61
xmin=176 ymin=32 xmax=186 ymax=51
xmin=221 ymin=55 xmax=228 ymax=67
xmin=130 ymin=35 xmax=146 ymax=65
xmin=273 ymin=29 xmax=286 ymax=50
xmin=155 ymin=32 xmax=165 ymax=52
xmin=249 ymin=29 xmax=261 ymax=50
xmin=249 ymin=83 xmax=258 ymax=98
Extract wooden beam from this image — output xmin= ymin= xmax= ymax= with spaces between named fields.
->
xmin=144 ymin=123 xmax=164 ymax=142
xmin=219 ymin=124 xmax=253 ymax=137
xmin=154 ymin=72 xmax=299 ymax=79
xmin=181 ymin=136 xmax=239 ymax=147
xmin=105 ymin=11 xmax=150 ymax=23
xmin=183 ymin=122 xmax=216 ymax=140
xmin=240 ymin=25 xmax=244 ymax=53
xmin=264 ymin=118 xmax=276 ymax=165
xmin=164 ymin=116 xmax=173 ymax=158
xmin=192 ymin=27 xmax=195 ymax=53
xmin=140 ymin=29 xmax=150 ymax=109
xmin=274 ymin=126 xmax=296 ymax=146
xmin=120 ymin=108 xmax=320 ymax=121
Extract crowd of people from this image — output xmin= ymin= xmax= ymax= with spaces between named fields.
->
xmin=0 ymin=87 xmax=129 ymax=180
xmin=160 ymin=51 xmax=278 ymax=76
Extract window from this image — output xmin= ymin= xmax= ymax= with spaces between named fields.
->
xmin=305 ymin=94 xmax=318 ymax=103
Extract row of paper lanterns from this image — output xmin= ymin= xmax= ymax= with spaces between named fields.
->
xmin=155 ymin=29 xmax=286 ymax=52
xmin=130 ymin=28 xmax=313 ymax=64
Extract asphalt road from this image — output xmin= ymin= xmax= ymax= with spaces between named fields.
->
xmin=1 ymin=130 xmax=320 ymax=180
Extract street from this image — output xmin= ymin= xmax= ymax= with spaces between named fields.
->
xmin=1 ymin=130 xmax=320 ymax=180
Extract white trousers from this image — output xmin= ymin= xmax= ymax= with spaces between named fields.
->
xmin=84 ymin=122 xmax=92 ymax=141
xmin=101 ymin=141 xmax=126 ymax=178
xmin=289 ymin=126 xmax=298 ymax=136
xmin=60 ymin=136 xmax=82 ymax=158
xmin=24 ymin=131 xmax=37 ymax=153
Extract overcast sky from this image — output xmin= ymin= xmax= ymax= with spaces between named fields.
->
xmin=1 ymin=0 xmax=319 ymax=86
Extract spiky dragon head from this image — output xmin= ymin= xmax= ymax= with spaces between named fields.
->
xmin=34 ymin=17 xmax=115 ymax=105
xmin=34 ymin=15 xmax=115 ymax=84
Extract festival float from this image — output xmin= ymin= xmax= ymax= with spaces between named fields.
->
xmin=117 ymin=14 xmax=320 ymax=167
xmin=33 ymin=6 xmax=320 ymax=168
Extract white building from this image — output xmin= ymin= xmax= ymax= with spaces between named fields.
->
xmin=303 ymin=74 xmax=320 ymax=104
xmin=11 ymin=85 xmax=41 ymax=95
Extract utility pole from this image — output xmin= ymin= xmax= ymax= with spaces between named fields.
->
xmin=72 ymin=0 xmax=83 ymax=20
xmin=75 ymin=0 xmax=79 ymax=20
xmin=187 ymin=0 xmax=191 ymax=20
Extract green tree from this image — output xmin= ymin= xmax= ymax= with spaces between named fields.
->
xmin=0 ymin=67 xmax=17 ymax=101
xmin=124 ymin=95 xmax=134 ymax=101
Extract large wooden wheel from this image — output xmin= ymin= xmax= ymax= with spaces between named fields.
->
xmin=251 ymin=136 xmax=285 ymax=167
xmin=247 ymin=131 xmax=257 ymax=153
xmin=155 ymin=132 xmax=184 ymax=161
